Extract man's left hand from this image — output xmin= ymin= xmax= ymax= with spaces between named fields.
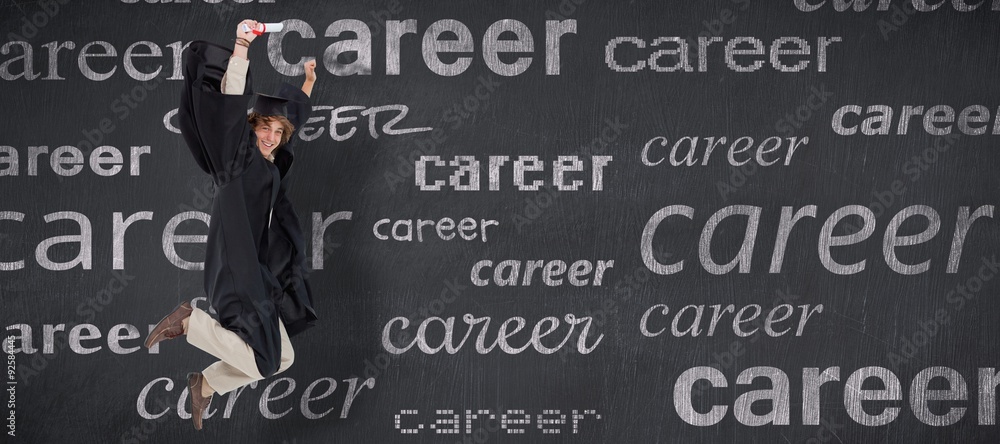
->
xmin=304 ymin=59 xmax=317 ymax=82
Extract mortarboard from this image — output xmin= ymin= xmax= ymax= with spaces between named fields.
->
xmin=251 ymin=82 xmax=309 ymax=130
xmin=252 ymin=92 xmax=293 ymax=119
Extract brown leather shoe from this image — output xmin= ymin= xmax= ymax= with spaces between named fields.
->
xmin=187 ymin=372 xmax=213 ymax=431
xmin=144 ymin=301 xmax=193 ymax=349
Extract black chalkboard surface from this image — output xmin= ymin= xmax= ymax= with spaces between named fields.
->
xmin=4 ymin=0 xmax=1000 ymax=442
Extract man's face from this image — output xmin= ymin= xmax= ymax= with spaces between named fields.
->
xmin=254 ymin=118 xmax=284 ymax=157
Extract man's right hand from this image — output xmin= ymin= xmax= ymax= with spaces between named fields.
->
xmin=237 ymin=19 xmax=260 ymax=43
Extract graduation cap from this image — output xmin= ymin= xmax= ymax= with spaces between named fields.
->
xmin=251 ymin=83 xmax=310 ymax=131
xmin=252 ymin=93 xmax=294 ymax=119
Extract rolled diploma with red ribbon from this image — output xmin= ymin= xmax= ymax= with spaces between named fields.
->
xmin=241 ymin=22 xmax=284 ymax=35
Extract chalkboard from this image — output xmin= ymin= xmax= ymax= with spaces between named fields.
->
xmin=4 ymin=0 xmax=1000 ymax=442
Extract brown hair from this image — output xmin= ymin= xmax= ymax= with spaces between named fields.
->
xmin=248 ymin=112 xmax=295 ymax=147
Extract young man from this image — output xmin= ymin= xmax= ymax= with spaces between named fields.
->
xmin=145 ymin=19 xmax=320 ymax=431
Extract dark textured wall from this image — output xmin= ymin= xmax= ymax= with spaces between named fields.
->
xmin=3 ymin=1 xmax=1000 ymax=442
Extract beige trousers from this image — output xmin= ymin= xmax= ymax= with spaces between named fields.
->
xmin=185 ymin=307 xmax=294 ymax=395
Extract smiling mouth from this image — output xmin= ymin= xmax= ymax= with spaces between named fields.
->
xmin=262 ymin=141 xmax=275 ymax=148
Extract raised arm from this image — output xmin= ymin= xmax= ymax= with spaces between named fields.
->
xmin=221 ymin=19 xmax=259 ymax=95
xmin=301 ymin=59 xmax=317 ymax=97
xmin=176 ymin=38 xmax=259 ymax=184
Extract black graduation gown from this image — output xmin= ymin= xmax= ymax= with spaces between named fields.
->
xmin=176 ymin=40 xmax=317 ymax=378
